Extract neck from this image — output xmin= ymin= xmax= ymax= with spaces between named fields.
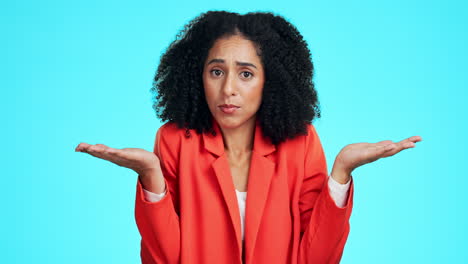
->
xmin=219 ymin=117 xmax=256 ymax=155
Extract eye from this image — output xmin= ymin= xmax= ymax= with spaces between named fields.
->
xmin=210 ymin=69 xmax=223 ymax=77
xmin=241 ymin=71 xmax=253 ymax=79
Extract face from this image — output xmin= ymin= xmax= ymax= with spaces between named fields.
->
xmin=202 ymin=34 xmax=265 ymax=131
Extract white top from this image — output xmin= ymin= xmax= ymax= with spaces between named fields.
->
xmin=235 ymin=189 xmax=247 ymax=241
xmin=142 ymin=176 xmax=351 ymax=242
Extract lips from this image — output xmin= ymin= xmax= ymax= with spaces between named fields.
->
xmin=219 ymin=104 xmax=239 ymax=108
xmin=218 ymin=104 xmax=239 ymax=114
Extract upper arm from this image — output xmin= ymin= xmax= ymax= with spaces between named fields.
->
xmin=154 ymin=123 xmax=181 ymax=213
xmin=299 ymin=124 xmax=328 ymax=234
xmin=297 ymin=124 xmax=354 ymax=263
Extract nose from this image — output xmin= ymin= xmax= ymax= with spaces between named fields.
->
xmin=222 ymin=72 xmax=237 ymax=96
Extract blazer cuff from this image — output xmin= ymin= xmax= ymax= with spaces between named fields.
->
xmin=143 ymin=187 xmax=167 ymax=203
xmin=328 ymin=175 xmax=351 ymax=208
xmin=136 ymin=177 xmax=171 ymax=206
xmin=323 ymin=174 xmax=354 ymax=214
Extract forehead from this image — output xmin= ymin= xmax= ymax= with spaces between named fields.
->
xmin=206 ymin=35 xmax=261 ymax=63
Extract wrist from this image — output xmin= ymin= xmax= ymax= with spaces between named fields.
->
xmin=330 ymin=165 xmax=352 ymax=184
xmin=138 ymin=169 xmax=166 ymax=194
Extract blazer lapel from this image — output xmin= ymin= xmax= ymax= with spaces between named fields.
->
xmin=244 ymin=120 xmax=275 ymax=264
xmin=202 ymin=117 xmax=276 ymax=263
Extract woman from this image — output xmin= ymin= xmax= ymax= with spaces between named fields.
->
xmin=75 ymin=11 xmax=422 ymax=264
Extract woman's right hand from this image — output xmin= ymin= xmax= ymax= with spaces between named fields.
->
xmin=75 ymin=143 xmax=166 ymax=193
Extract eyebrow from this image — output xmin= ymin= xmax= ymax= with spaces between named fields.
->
xmin=206 ymin=58 xmax=258 ymax=69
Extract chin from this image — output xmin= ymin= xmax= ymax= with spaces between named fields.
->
xmin=214 ymin=114 xmax=256 ymax=131
xmin=216 ymin=118 xmax=242 ymax=129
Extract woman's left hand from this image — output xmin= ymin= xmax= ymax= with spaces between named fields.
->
xmin=330 ymin=135 xmax=423 ymax=184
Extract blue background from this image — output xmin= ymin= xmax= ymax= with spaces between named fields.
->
xmin=3 ymin=0 xmax=466 ymax=262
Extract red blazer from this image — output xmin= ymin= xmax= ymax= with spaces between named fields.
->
xmin=135 ymin=118 xmax=354 ymax=264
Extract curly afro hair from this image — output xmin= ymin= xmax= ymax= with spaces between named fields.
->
xmin=151 ymin=10 xmax=321 ymax=145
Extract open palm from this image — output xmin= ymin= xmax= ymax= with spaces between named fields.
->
xmin=75 ymin=143 xmax=161 ymax=176
xmin=331 ymin=136 xmax=423 ymax=183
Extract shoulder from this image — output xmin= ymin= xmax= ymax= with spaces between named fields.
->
xmin=276 ymin=123 xmax=325 ymax=164
xmin=156 ymin=122 xmax=193 ymax=144
xmin=280 ymin=123 xmax=320 ymax=148
xmin=154 ymin=122 xmax=185 ymax=159
xmin=155 ymin=122 xmax=206 ymax=171
xmin=157 ymin=122 xmax=184 ymax=138
xmin=305 ymin=123 xmax=321 ymax=145
xmin=302 ymin=123 xmax=326 ymax=165
xmin=155 ymin=121 xmax=202 ymax=155
xmin=303 ymin=123 xmax=324 ymax=151
xmin=157 ymin=121 xmax=204 ymax=140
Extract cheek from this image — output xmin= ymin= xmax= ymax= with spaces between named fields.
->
xmin=250 ymin=84 xmax=264 ymax=105
xmin=244 ymin=91 xmax=263 ymax=113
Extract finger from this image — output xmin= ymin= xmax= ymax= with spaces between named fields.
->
xmin=397 ymin=137 xmax=421 ymax=149
xmin=84 ymin=144 xmax=107 ymax=158
xmin=374 ymin=144 xmax=398 ymax=158
xmin=401 ymin=136 xmax=422 ymax=144
xmin=375 ymin=140 xmax=393 ymax=146
xmin=383 ymin=143 xmax=397 ymax=151
xmin=368 ymin=142 xmax=397 ymax=160
xmin=408 ymin=135 xmax=423 ymax=143
xmin=375 ymin=140 xmax=394 ymax=150
xmin=90 ymin=144 xmax=123 ymax=160
xmin=382 ymin=138 xmax=416 ymax=157
xmin=367 ymin=143 xmax=397 ymax=159
xmin=76 ymin=142 xmax=92 ymax=152
xmin=368 ymin=135 xmax=422 ymax=160
xmin=97 ymin=145 xmax=123 ymax=159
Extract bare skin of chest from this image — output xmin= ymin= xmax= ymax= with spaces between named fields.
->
xmin=226 ymin=151 xmax=252 ymax=192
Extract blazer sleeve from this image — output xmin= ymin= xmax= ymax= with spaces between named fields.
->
xmin=134 ymin=123 xmax=181 ymax=264
xmin=298 ymin=124 xmax=354 ymax=264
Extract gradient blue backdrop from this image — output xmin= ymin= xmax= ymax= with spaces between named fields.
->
xmin=3 ymin=0 xmax=466 ymax=263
